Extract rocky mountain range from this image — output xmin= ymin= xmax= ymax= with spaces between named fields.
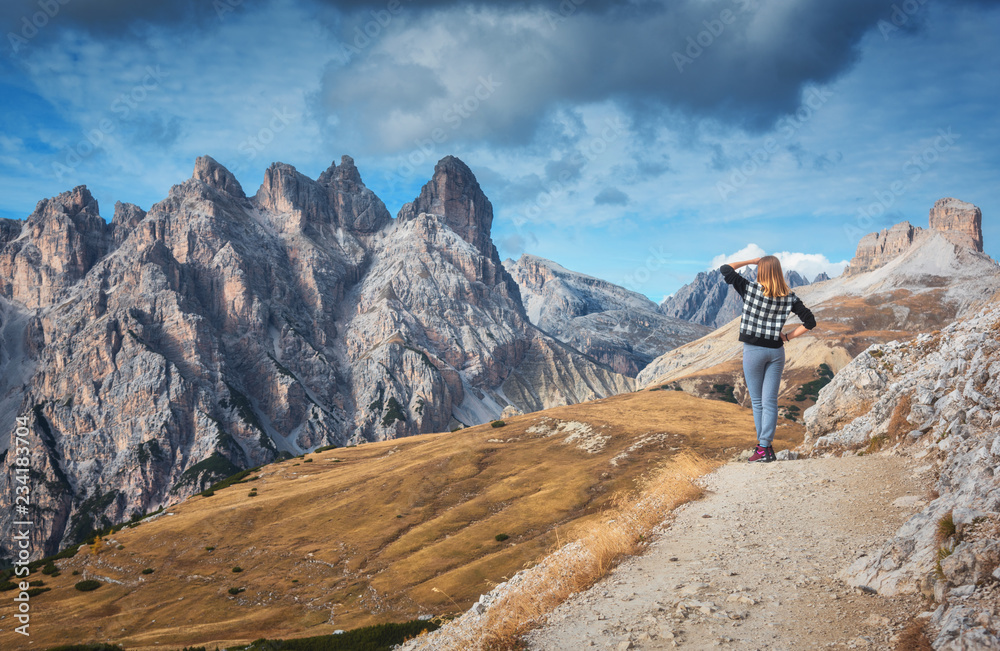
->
xmin=638 ymin=198 xmax=998 ymax=408
xmin=504 ymin=255 xmax=711 ymax=377
xmin=659 ymin=265 xmax=817 ymax=329
xmin=0 ymin=154 xmax=633 ymax=559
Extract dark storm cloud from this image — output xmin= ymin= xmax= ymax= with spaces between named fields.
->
xmin=314 ymin=0 xmax=1000 ymax=154
xmin=1 ymin=0 xmax=224 ymax=36
xmin=9 ymin=0 xmax=1000 ymax=154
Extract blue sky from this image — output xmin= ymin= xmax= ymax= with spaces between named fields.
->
xmin=1 ymin=0 xmax=998 ymax=303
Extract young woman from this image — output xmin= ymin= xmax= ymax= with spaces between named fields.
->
xmin=720 ymin=256 xmax=817 ymax=462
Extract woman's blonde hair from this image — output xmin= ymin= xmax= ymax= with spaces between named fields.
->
xmin=757 ymin=255 xmax=791 ymax=298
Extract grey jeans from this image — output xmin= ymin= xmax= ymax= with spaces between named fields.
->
xmin=742 ymin=343 xmax=785 ymax=447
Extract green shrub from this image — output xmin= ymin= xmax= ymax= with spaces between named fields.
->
xmin=314 ymin=445 xmax=337 ymax=453
xmin=228 ymin=587 xmax=245 ymax=595
xmin=141 ymin=568 xmax=155 ymax=575
xmin=75 ymin=579 xmax=102 ymax=592
xmin=794 ymin=364 xmax=835 ymax=402
xmin=42 ymin=562 xmax=58 ymax=575
xmin=205 ymin=546 xmax=215 ymax=552
xmin=711 ymin=383 xmax=738 ymax=404
xmin=494 ymin=533 xmax=509 ymax=542
xmin=382 ymin=397 xmax=406 ymax=427
xmin=27 ymin=587 xmax=50 ymax=597
xmin=490 ymin=420 xmax=506 ymax=428
xmin=303 ymin=458 xmax=313 ymax=463
xmin=232 ymin=566 xmax=243 ymax=573
xmin=201 ymin=490 xmax=215 ymax=497
xmin=0 ymin=581 xmax=17 ymax=592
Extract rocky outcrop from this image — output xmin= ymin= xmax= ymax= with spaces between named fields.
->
xmin=804 ymin=300 xmax=1000 ymax=649
xmin=506 ymin=254 xmax=710 ymax=376
xmin=845 ymin=197 xmax=985 ymax=276
xmin=929 ymin=197 xmax=983 ymax=253
xmin=0 ymin=186 xmax=110 ymax=308
xmin=0 ymin=154 xmax=633 ymax=559
xmin=110 ymin=201 xmax=146 ymax=248
xmin=845 ymin=221 xmax=920 ymax=276
xmin=398 ymin=156 xmax=494 ymax=257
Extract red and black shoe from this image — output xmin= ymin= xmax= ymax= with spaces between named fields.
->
xmin=748 ymin=445 xmax=773 ymax=463
xmin=766 ymin=446 xmax=777 ymax=462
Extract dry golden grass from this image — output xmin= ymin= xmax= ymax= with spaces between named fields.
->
xmin=457 ymin=454 xmax=714 ymax=651
xmin=894 ymin=618 xmax=934 ymax=650
xmin=886 ymin=394 xmax=913 ymax=440
xmin=0 ymin=391 xmax=792 ymax=650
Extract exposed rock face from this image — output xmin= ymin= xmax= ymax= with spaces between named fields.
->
xmin=398 ymin=156 xmax=494 ymax=256
xmin=845 ymin=197 xmax=985 ymax=276
xmin=804 ymin=300 xmax=1000 ymax=650
xmin=0 ymin=218 xmax=21 ymax=246
xmin=110 ymin=201 xmax=146 ymax=248
xmin=0 ymin=154 xmax=632 ymax=559
xmin=929 ymin=197 xmax=983 ymax=253
xmin=844 ymin=221 xmax=920 ymax=276
xmin=506 ymin=254 xmax=710 ymax=376
xmin=0 ymin=186 xmax=110 ymax=308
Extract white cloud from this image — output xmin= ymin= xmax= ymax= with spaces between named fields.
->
xmin=709 ymin=244 xmax=766 ymax=269
xmin=709 ymin=244 xmax=847 ymax=281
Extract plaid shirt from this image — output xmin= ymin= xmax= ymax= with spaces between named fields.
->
xmin=720 ymin=265 xmax=816 ymax=348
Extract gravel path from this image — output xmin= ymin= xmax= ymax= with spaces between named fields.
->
xmin=525 ymin=454 xmax=934 ymax=650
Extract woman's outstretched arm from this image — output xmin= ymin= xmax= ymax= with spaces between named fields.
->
xmin=726 ymin=257 xmax=760 ymax=270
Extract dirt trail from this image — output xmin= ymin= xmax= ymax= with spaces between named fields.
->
xmin=525 ymin=454 xmax=934 ymax=650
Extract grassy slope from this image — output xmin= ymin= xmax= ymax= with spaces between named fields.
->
xmin=0 ymin=391 xmax=803 ymax=650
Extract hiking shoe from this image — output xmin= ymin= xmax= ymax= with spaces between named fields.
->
xmin=766 ymin=446 xmax=777 ymax=462
xmin=748 ymin=445 xmax=772 ymax=463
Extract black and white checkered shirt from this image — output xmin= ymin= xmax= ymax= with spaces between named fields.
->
xmin=720 ymin=264 xmax=817 ymax=348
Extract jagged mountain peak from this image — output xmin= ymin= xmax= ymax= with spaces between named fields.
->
xmin=29 ymin=185 xmax=99 ymax=223
xmin=255 ymin=157 xmax=390 ymax=234
xmin=192 ymin=155 xmax=246 ymax=200
xmin=111 ymin=201 xmax=147 ymax=247
xmin=398 ymin=155 xmax=494 ymax=255
xmin=317 ymin=154 xmax=363 ymax=187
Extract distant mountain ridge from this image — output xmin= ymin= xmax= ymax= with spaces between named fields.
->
xmin=504 ymin=254 xmax=711 ymax=377
xmin=659 ymin=265 xmax=819 ymax=329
